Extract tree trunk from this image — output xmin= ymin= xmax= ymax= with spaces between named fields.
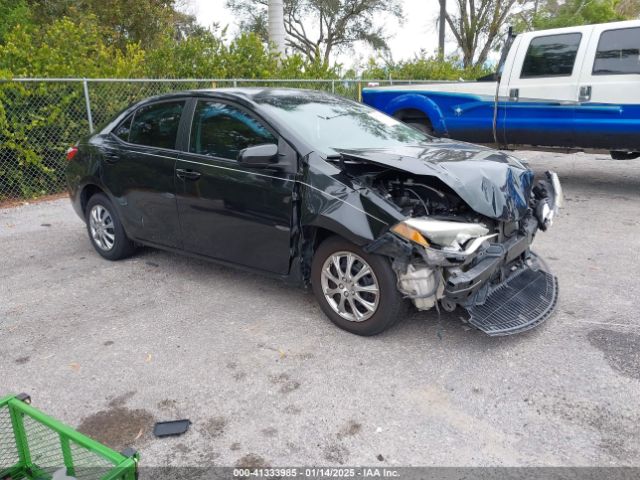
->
xmin=438 ymin=0 xmax=446 ymax=59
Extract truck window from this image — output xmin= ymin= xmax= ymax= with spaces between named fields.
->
xmin=520 ymin=33 xmax=582 ymax=78
xmin=593 ymin=27 xmax=640 ymax=75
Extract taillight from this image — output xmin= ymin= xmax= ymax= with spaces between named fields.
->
xmin=66 ymin=146 xmax=78 ymax=161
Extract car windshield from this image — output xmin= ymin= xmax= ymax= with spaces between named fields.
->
xmin=255 ymin=92 xmax=432 ymax=155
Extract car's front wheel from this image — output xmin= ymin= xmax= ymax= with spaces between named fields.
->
xmin=85 ymin=193 xmax=135 ymax=260
xmin=311 ymin=236 xmax=406 ymax=336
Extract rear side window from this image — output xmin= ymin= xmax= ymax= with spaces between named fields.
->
xmin=129 ymin=101 xmax=185 ymax=149
xmin=521 ymin=33 xmax=582 ymax=78
xmin=593 ymin=27 xmax=640 ymax=75
xmin=189 ymin=101 xmax=276 ymax=160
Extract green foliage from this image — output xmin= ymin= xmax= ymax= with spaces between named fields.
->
xmin=516 ymin=0 xmax=640 ymax=31
xmin=0 ymin=16 xmax=146 ymax=199
xmin=0 ymin=0 xmax=32 ymax=43
xmin=24 ymin=0 xmax=200 ymax=50
xmin=0 ymin=16 xmax=145 ymax=78
xmin=533 ymin=0 xmax=626 ymax=28
xmin=359 ymin=53 xmax=492 ymax=81
xmin=144 ymin=30 xmax=338 ymax=80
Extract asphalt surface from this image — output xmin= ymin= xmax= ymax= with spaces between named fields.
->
xmin=1 ymin=151 xmax=639 ymax=468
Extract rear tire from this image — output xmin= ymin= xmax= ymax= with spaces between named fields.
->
xmin=407 ymin=121 xmax=434 ymax=135
xmin=311 ymin=236 xmax=406 ymax=336
xmin=85 ymin=193 xmax=135 ymax=260
xmin=393 ymin=109 xmax=435 ymax=136
xmin=610 ymin=151 xmax=640 ymax=160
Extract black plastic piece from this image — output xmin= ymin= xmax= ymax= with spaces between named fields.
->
xmin=121 ymin=447 xmax=137 ymax=458
xmin=153 ymin=420 xmax=191 ymax=438
xmin=465 ymin=266 xmax=558 ymax=336
xmin=16 ymin=393 xmax=31 ymax=404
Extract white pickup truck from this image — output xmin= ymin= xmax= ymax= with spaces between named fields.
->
xmin=362 ymin=20 xmax=640 ymax=159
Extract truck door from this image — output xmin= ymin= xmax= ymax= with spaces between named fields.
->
xmin=574 ymin=22 xmax=640 ymax=151
xmin=501 ymin=29 xmax=588 ymax=148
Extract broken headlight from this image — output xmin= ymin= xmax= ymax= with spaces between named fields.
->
xmin=392 ymin=218 xmax=496 ymax=254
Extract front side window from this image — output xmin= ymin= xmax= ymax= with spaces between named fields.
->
xmin=189 ymin=101 xmax=276 ymax=160
xmin=521 ymin=33 xmax=582 ymax=78
xmin=129 ymin=101 xmax=185 ymax=149
xmin=593 ymin=27 xmax=640 ymax=75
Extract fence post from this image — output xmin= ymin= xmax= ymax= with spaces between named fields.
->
xmin=233 ymin=78 xmax=238 ymax=88
xmin=331 ymin=79 xmax=335 ymax=94
xmin=82 ymin=79 xmax=94 ymax=134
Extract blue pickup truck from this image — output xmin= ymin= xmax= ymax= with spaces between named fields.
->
xmin=362 ymin=21 xmax=640 ymax=159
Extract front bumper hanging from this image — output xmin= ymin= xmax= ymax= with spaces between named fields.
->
xmin=463 ymin=263 xmax=558 ymax=336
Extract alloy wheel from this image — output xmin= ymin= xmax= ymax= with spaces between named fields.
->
xmin=89 ymin=204 xmax=115 ymax=251
xmin=320 ymin=251 xmax=380 ymax=322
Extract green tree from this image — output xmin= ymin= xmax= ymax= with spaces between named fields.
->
xmin=144 ymin=29 xmax=339 ymax=80
xmin=444 ymin=0 xmax=525 ymax=68
xmin=227 ymin=0 xmax=404 ymax=67
xmin=0 ymin=16 xmax=146 ymax=199
xmin=528 ymin=0 xmax=640 ymax=29
xmin=359 ymin=52 xmax=491 ymax=80
xmin=0 ymin=0 xmax=32 ymax=43
xmin=24 ymin=0 xmax=199 ymax=50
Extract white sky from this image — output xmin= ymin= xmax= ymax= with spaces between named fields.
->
xmin=183 ymin=0 xmax=463 ymax=68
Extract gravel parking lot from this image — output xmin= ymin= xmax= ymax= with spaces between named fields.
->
xmin=1 ymin=151 xmax=639 ymax=468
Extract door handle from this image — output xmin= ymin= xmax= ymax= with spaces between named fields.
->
xmin=509 ymin=88 xmax=519 ymax=101
xmin=176 ymin=168 xmax=201 ymax=180
xmin=579 ymin=85 xmax=592 ymax=102
xmin=103 ymin=152 xmax=120 ymax=163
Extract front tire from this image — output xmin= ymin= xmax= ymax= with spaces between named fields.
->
xmin=311 ymin=236 xmax=406 ymax=336
xmin=610 ymin=151 xmax=640 ymax=160
xmin=85 ymin=193 xmax=135 ymax=260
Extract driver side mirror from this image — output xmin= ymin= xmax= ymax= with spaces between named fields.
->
xmin=237 ymin=144 xmax=278 ymax=167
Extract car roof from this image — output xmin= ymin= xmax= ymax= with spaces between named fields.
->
xmin=137 ymin=87 xmax=340 ymax=107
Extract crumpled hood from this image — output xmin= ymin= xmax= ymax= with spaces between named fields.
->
xmin=335 ymin=141 xmax=534 ymax=222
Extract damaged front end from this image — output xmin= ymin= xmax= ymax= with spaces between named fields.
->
xmin=364 ymin=168 xmax=563 ymax=336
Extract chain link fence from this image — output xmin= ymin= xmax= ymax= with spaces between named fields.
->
xmin=0 ymin=77 xmax=429 ymax=201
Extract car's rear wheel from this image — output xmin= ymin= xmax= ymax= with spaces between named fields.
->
xmin=85 ymin=193 xmax=135 ymax=260
xmin=311 ymin=236 xmax=406 ymax=336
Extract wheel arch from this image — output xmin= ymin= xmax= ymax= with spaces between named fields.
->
xmin=299 ymin=221 xmax=381 ymax=286
xmin=80 ymin=183 xmax=106 ymax=215
xmin=386 ymin=93 xmax=447 ymax=136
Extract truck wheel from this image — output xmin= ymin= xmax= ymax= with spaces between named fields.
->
xmin=407 ymin=121 xmax=434 ymax=135
xmin=610 ymin=151 xmax=640 ymax=160
xmin=311 ymin=236 xmax=406 ymax=336
xmin=392 ymin=109 xmax=435 ymax=136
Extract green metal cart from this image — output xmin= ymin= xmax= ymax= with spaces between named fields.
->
xmin=0 ymin=394 xmax=139 ymax=480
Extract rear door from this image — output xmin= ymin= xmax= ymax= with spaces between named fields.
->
xmin=574 ymin=23 xmax=640 ymax=150
xmin=102 ymin=100 xmax=186 ymax=248
xmin=175 ymin=98 xmax=297 ymax=274
xmin=502 ymin=29 xmax=588 ymax=147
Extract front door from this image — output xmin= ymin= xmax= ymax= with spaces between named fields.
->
xmin=502 ymin=30 xmax=587 ymax=148
xmin=102 ymin=100 xmax=186 ymax=248
xmin=175 ymin=99 xmax=296 ymax=275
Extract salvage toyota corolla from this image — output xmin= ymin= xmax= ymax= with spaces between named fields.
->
xmin=66 ymin=88 xmax=562 ymax=336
